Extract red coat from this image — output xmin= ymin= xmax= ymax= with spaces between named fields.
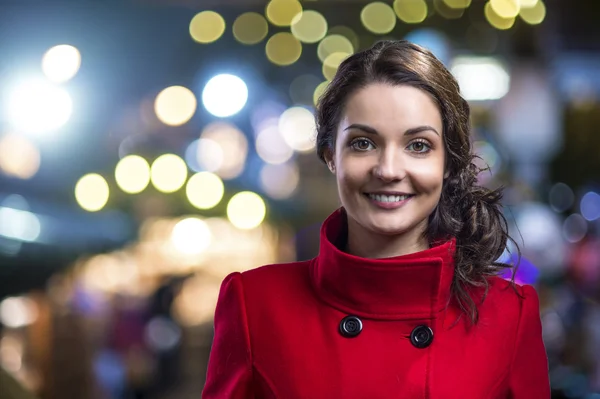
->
xmin=202 ymin=209 xmax=550 ymax=398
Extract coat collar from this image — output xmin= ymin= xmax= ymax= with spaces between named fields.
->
xmin=310 ymin=208 xmax=456 ymax=321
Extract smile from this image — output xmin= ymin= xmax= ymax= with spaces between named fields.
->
xmin=364 ymin=193 xmax=414 ymax=209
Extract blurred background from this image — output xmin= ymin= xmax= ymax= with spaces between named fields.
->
xmin=0 ymin=0 xmax=599 ymax=398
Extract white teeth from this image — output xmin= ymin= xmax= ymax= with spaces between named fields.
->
xmin=368 ymin=194 xmax=411 ymax=202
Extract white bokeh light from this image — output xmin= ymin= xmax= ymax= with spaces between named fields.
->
xmin=451 ymin=56 xmax=510 ymax=101
xmin=278 ymin=106 xmax=316 ymax=152
xmin=42 ymin=44 xmax=81 ymax=83
xmin=5 ymin=79 xmax=73 ymax=134
xmin=171 ymin=217 xmax=212 ymax=256
xmin=202 ymin=74 xmax=248 ymax=118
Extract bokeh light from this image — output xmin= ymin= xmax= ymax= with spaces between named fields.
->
xmin=171 ymin=217 xmax=212 ymax=255
xmin=328 ymin=26 xmax=360 ymax=51
xmin=361 ymin=2 xmax=396 ymax=34
xmin=450 ymin=56 xmax=509 ymax=101
xmin=490 ymin=0 xmax=519 ymax=18
xmin=255 ymin=125 xmax=294 ymax=164
xmin=260 ymin=163 xmax=300 ymax=199
xmin=549 ymin=182 xmax=575 ymax=213
xmin=580 ymin=191 xmax=600 ymax=221
xmin=233 ymin=12 xmax=269 ymax=45
xmin=265 ymin=0 xmax=303 ymax=27
xmin=186 ymin=172 xmax=225 ymax=210
xmin=443 ymin=0 xmax=471 ymax=8
xmin=291 ymin=10 xmax=328 ymax=43
xmin=75 ymin=173 xmax=110 ymax=212
xmin=0 ymin=199 xmax=41 ymax=243
xmin=393 ymin=0 xmax=428 ymax=24
xmin=322 ymin=52 xmax=350 ymax=80
xmin=115 ymin=155 xmax=151 ymax=194
xmin=485 ymin=1 xmax=515 ymax=30
xmin=289 ymin=74 xmax=321 ymax=105
xmin=313 ymin=81 xmax=330 ymax=106
xmin=266 ymin=32 xmax=302 ymax=66
xmin=227 ymin=191 xmax=266 ymax=230
xmin=0 ymin=133 xmax=40 ymax=179
xmin=200 ymin=122 xmax=248 ymax=179
xmin=0 ymin=297 xmax=38 ymax=328
xmin=5 ymin=79 xmax=73 ymax=135
xmin=278 ymin=106 xmax=316 ymax=152
xmin=154 ymin=86 xmax=197 ymax=126
xmin=317 ymin=34 xmax=354 ymax=63
xmin=189 ymin=11 xmax=226 ymax=43
xmin=434 ymin=0 xmax=465 ymax=19
xmin=519 ymin=0 xmax=546 ymax=25
xmin=185 ymin=138 xmax=224 ymax=173
xmin=41 ymin=44 xmax=81 ymax=83
xmin=562 ymin=214 xmax=587 ymax=243
xmin=202 ymin=74 xmax=248 ymax=118
xmin=150 ymin=154 xmax=188 ymax=193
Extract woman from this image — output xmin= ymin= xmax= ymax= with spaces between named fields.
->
xmin=202 ymin=40 xmax=550 ymax=398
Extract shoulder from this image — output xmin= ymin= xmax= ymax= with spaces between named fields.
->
xmin=478 ymin=276 xmax=542 ymax=325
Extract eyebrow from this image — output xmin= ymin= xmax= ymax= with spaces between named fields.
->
xmin=344 ymin=123 xmax=440 ymax=137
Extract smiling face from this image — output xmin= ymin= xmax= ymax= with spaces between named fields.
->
xmin=326 ymin=83 xmax=447 ymax=249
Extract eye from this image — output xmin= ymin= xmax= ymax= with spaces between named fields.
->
xmin=350 ymin=138 xmax=375 ymax=152
xmin=407 ymin=139 xmax=431 ymax=154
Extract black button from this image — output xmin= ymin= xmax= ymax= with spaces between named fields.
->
xmin=410 ymin=325 xmax=433 ymax=348
xmin=339 ymin=316 xmax=363 ymax=338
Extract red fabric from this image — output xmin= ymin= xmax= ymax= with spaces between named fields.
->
xmin=202 ymin=209 xmax=550 ymax=398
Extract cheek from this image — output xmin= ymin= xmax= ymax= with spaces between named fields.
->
xmin=410 ymin=162 xmax=446 ymax=193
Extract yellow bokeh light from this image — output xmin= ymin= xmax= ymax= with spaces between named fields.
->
xmin=443 ymin=0 xmax=471 ymax=8
xmin=313 ymin=81 xmax=330 ymax=106
xmin=361 ymin=2 xmax=396 ymax=35
xmin=190 ymin=11 xmax=226 ymax=44
xmin=328 ymin=26 xmax=360 ymax=52
xmin=519 ymin=0 xmax=545 ymax=24
xmin=317 ymin=34 xmax=354 ymax=63
xmin=75 ymin=173 xmax=109 ymax=212
xmin=393 ymin=0 xmax=428 ymax=24
xmin=0 ymin=133 xmax=40 ymax=179
xmin=291 ymin=10 xmax=328 ymax=44
xmin=233 ymin=12 xmax=269 ymax=45
xmin=115 ymin=155 xmax=150 ymax=194
xmin=322 ymin=52 xmax=350 ymax=81
xmin=41 ymin=45 xmax=81 ymax=83
xmin=519 ymin=0 xmax=539 ymax=7
xmin=490 ymin=0 xmax=519 ymax=18
xmin=434 ymin=0 xmax=465 ymax=18
xmin=265 ymin=0 xmax=303 ymax=27
xmin=186 ymin=172 xmax=225 ymax=210
xmin=266 ymin=33 xmax=302 ymax=66
xmin=227 ymin=191 xmax=266 ymax=230
xmin=485 ymin=2 xmax=515 ymax=30
xmin=150 ymin=154 xmax=188 ymax=193
xmin=154 ymin=86 xmax=197 ymax=126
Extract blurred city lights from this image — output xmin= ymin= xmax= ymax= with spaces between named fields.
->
xmin=519 ymin=0 xmax=546 ymax=25
xmin=260 ymin=163 xmax=300 ymax=199
xmin=450 ymin=56 xmax=510 ymax=101
xmin=41 ymin=44 xmax=81 ymax=83
xmin=150 ymin=154 xmax=188 ymax=193
xmin=0 ymin=133 xmax=40 ymax=179
xmin=290 ymin=10 xmax=328 ymax=44
xmin=145 ymin=316 xmax=182 ymax=352
xmin=328 ymin=26 xmax=359 ymax=51
xmin=317 ymin=34 xmax=354 ymax=63
xmin=361 ymin=2 xmax=396 ymax=34
xmin=580 ymin=191 xmax=600 ymax=221
xmin=75 ymin=173 xmax=110 ymax=212
xmin=266 ymin=32 xmax=302 ymax=66
xmin=154 ymin=86 xmax=197 ymax=126
xmin=393 ymin=0 xmax=428 ymax=24
xmin=490 ymin=0 xmax=519 ymax=18
xmin=0 ymin=296 xmax=39 ymax=328
xmin=173 ymin=275 xmax=221 ymax=326
xmin=265 ymin=0 xmax=303 ymax=27
xmin=549 ymin=182 xmax=575 ymax=213
xmin=186 ymin=172 xmax=225 ymax=210
xmin=322 ymin=52 xmax=350 ymax=80
xmin=562 ymin=214 xmax=588 ymax=243
xmin=255 ymin=125 xmax=294 ymax=164
xmin=313 ymin=81 xmax=329 ymax=106
xmin=202 ymin=74 xmax=248 ymax=118
xmin=278 ymin=106 xmax=316 ymax=152
xmin=200 ymin=122 xmax=248 ymax=179
xmin=443 ymin=0 xmax=472 ymax=8
xmin=227 ymin=191 xmax=266 ymax=230
xmin=171 ymin=217 xmax=212 ymax=255
xmin=484 ymin=1 xmax=515 ymax=30
xmin=184 ymin=138 xmax=224 ymax=173
xmin=0 ymin=207 xmax=41 ymax=242
xmin=289 ymin=74 xmax=321 ymax=105
xmin=233 ymin=12 xmax=269 ymax=45
xmin=189 ymin=11 xmax=226 ymax=44
xmin=434 ymin=0 xmax=465 ymax=18
xmin=5 ymin=79 xmax=73 ymax=135
xmin=115 ymin=155 xmax=151 ymax=194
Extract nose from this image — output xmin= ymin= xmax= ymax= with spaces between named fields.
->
xmin=373 ymin=147 xmax=405 ymax=182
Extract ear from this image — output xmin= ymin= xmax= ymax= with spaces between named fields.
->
xmin=324 ymin=148 xmax=336 ymax=174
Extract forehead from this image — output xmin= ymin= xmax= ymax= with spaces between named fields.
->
xmin=340 ymin=83 xmax=443 ymax=133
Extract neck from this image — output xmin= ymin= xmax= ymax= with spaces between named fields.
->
xmin=345 ymin=216 xmax=430 ymax=259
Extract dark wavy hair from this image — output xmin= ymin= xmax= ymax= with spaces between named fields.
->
xmin=315 ymin=40 xmax=520 ymax=325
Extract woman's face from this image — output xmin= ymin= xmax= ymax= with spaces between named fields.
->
xmin=327 ymin=83 xmax=447 ymax=238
